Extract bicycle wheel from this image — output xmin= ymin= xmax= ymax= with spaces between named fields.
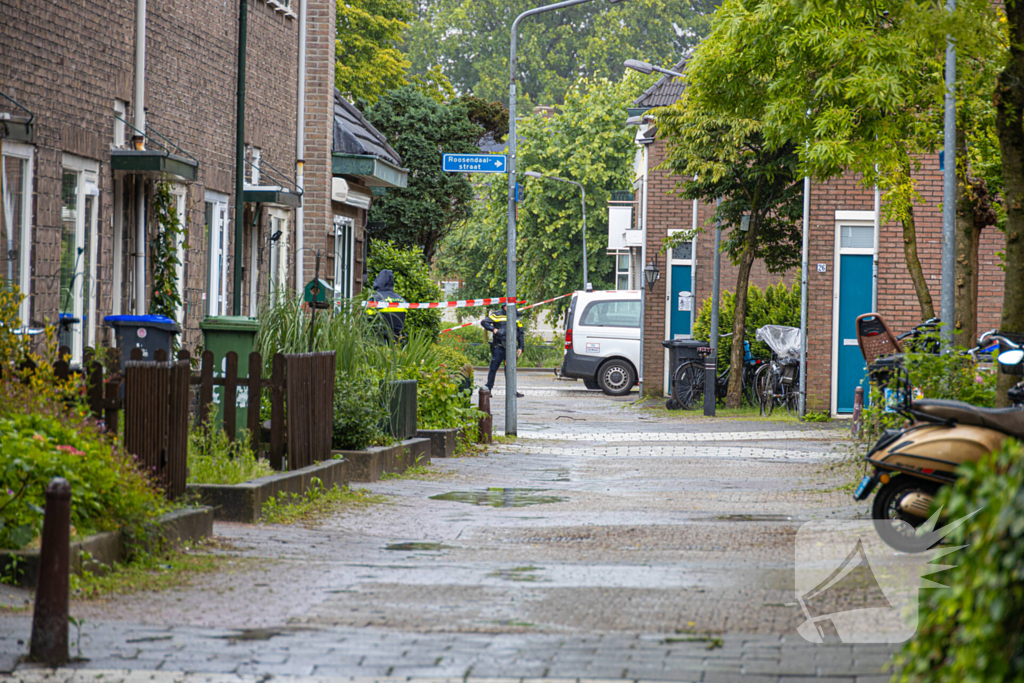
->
xmin=784 ymin=384 xmax=800 ymax=415
xmin=762 ymin=369 xmax=778 ymax=417
xmin=672 ymin=361 xmax=705 ymax=410
xmin=752 ymin=365 xmax=771 ymax=415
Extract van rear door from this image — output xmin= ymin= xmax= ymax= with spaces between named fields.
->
xmin=573 ymin=296 xmax=641 ymax=367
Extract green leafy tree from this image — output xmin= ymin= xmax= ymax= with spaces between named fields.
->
xmin=658 ymin=98 xmax=804 ymax=407
xmin=364 ymin=87 xmax=482 ymax=261
xmin=437 ymin=76 xmax=643 ymax=320
xmin=335 ymin=0 xmax=414 ymax=105
xmin=404 ymin=0 xmax=716 ymax=106
xmin=364 ymin=240 xmax=444 ymax=336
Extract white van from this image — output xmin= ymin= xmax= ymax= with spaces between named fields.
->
xmin=559 ymin=290 xmax=641 ymax=396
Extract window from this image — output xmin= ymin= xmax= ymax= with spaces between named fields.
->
xmin=113 ymin=100 xmax=128 ymax=148
xmin=840 ymin=225 xmax=874 ymax=249
xmin=205 ymin=191 xmax=230 ymax=316
xmin=670 ymin=240 xmax=693 ymax=262
xmin=579 ymin=299 xmax=641 ymax=328
xmin=1 ymin=142 xmax=33 ymax=325
xmin=616 ymin=253 xmax=630 ymax=290
xmin=333 ymin=215 xmax=355 ymax=300
xmin=59 ymin=154 xmax=100 ymax=362
xmin=267 ymin=208 xmax=289 ymax=303
xmin=247 ymin=146 xmax=261 ymax=185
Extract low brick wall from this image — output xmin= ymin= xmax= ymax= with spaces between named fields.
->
xmin=334 ymin=437 xmax=431 ymax=482
xmin=0 ymin=506 xmax=214 ymax=588
xmin=189 ymin=459 xmax=350 ymax=523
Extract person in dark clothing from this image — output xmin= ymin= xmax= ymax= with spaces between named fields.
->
xmin=365 ymin=269 xmax=407 ymax=341
xmin=480 ymin=304 xmax=525 ymax=396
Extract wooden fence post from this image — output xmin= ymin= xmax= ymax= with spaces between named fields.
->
xmin=199 ymin=350 xmax=214 ymax=425
xmin=269 ymin=353 xmax=286 ymax=470
xmin=224 ymin=351 xmax=238 ymax=440
xmin=247 ymin=352 xmax=262 ymax=455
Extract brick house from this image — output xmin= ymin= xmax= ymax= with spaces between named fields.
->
xmin=624 ymin=69 xmax=1006 ymax=414
xmin=1 ymin=0 xmax=403 ymax=361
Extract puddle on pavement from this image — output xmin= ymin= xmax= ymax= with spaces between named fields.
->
xmin=714 ymin=514 xmax=795 ymax=522
xmin=384 ymin=542 xmax=451 ymax=551
xmin=430 ymin=488 xmax=566 ymax=507
xmin=487 ymin=565 xmax=549 ymax=582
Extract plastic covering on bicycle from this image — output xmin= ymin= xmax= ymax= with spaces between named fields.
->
xmin=755 ymin=325 xmax=802 ymax=361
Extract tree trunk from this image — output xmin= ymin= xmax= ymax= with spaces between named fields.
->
xmin=995 ymin=0 xmax=1024 ymax=406
xmin=901 ymin=205 xmax=936 ymax=321
xmin=726 ymin=224 xmax=758 ymax=408
xmin=954 ymin=130 xmax=978 ymax=349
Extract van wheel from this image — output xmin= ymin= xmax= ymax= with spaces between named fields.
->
xmin=597 ymin=360 xmax=636 ymax=396
xmin=583 ymin=379 xmax=600 ymax=390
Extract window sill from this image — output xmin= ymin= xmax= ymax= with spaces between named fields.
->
xmin=264 ymin=0 xmax=297 ymax=19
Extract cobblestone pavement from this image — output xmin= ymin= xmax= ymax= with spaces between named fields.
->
xmin=1 ymin=372 xmax=898 ymax=681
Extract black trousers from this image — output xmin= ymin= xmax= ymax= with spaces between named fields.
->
xmin=486 ymin=344 xmax=506 ymax=390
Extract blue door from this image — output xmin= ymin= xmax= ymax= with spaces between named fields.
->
xmin=836 ymin=255 xmax=872 ymax=412
xmin=671 ymin=265 xmax=692 ymax=339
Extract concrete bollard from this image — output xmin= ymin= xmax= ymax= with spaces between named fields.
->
xmin=30 ymin=477 xmax=71 ymax=665
xmin=703 ymin=352 xmax=716 ymax=417
xmin=852 ymin=386 xmax=864 ymax=438
xmin=478 ymin=389 xmax=493 ymax=444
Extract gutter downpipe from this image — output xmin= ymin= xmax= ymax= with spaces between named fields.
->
xmin=690 ymin=180 xmax=697 ymax=333
xmin=233 ymin=0 xmax=249 ymax=316
xmin=872 ymin=180 xmax=880 ymax=311
xmin=638 ymin=134 xmax=649 ymax=396
xmin=134 ymin=0 xmax=147 ymax=313
xmin=295 ymin=0 xmax=307 ymax=298
xmin=798 ymin=176 xmax=810 ymax=416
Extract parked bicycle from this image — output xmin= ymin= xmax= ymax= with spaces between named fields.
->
xmin=669 ymin=335 xmax=765 ymax=410
xmin=752 ymin=325 xmax=803 ymax=416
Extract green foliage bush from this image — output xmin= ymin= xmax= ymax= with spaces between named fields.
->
xmin=187 ymin=411 xmax=273 ymax=485
xmin=365 ymin=240 xmax=443 ymax=337
xmin=894 ymin=439 xmax=1024 ymax=683
xmin=692 ymin=281 xmax=801 ymax=369
xmin=416 ymin=365 xmax=484 ymax=441
xmin=0 ymin=388 xmax=166 ymax=550
xmin=440 ymin=327 xmax=490 ymax=366
xmin=332 ymin=375 xmax=388 ymax=451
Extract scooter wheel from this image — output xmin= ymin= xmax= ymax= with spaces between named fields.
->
xmin=871 ymin=476 xmax=941 ymax=553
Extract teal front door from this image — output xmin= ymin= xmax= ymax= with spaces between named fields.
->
xmin=671 ymin=265 xmax=692 ymax=339
xmin=836 ymin=254 xmax=873 ymax=412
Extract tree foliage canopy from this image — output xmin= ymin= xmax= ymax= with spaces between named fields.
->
xmin=364 ymin=87 xmax=483 ymax=260
xmin=436 ymin=76 xmax=645 ymax=319
xmin=404 ymin=0 xmax=716 ymax=106
xmin=335 ymin=0 xmax=415 ymax=104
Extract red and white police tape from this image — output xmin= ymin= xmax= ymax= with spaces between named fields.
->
xmin=363 ymin=296 xmax=517 ymax=309
xmin=438 ymin=292 xmax=574 ymax=333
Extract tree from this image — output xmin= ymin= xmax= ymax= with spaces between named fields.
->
xmin=335 ymin=0 xmax=414 ymax=105
xmin=658 ymin=102 xmax=804 ymax=408
xmin=404 ymin=0 xmax=717 ymax=106
xmin=365 ymin=240 xmax=444 ymax=337
xmin=436 ymin=76 xmax=644 ymax=320
xmin=364 ymin=87 xmax=482 ymax=260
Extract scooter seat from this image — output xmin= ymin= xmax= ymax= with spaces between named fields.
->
xmin=913 ymin=399 xmax=1024 ymax=439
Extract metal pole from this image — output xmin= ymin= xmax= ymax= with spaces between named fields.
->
xmin=507 ymin=0 xmax=598 ymax=435
xmin=940 ymin=0 xmax=956 ymax=341
xmin=133 ymin=0 xmax=147 ymax=314
xmin=707 ymin=199 xmax=722 ymax=415
xmin=295 ymin=0 xmax=307 ymax=298
xmin=872 ymin=179 xmax=880 ymax=311
xmin=580 ymin=184 xmax=588 ymax=289
xmin=799 ymin=176 xmax=810 ymax=416
xmin=233 ymin=0 xmax=249 ymax=316
xmin=30 ymin=478 xmax=71 ymax=666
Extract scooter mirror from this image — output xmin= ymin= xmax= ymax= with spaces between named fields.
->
xmin=998 ymin=349 xmax=1024 ymax=366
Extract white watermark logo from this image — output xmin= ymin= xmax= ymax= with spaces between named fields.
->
xmin=793 ymin=514 xmax=976 ymax=644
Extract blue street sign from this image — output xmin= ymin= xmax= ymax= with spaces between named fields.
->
xmin=442 ymin=153 xmax=508 ymax=174
xmin=515 ymin=182 xmax=523 ymax=202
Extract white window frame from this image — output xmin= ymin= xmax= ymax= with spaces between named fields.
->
xmin=113 ymin=100 xmax=128 ymax=149
xmin=249 ymin=214 xmax=259 ymax=317
xmin=663 ymin=228 xmax=697 ymax=394
xmin=205 ymin=190 xmax=229 ymax=317
xmin=168 ymin=185 xmax=187 ymax=324
xmin=830 ymin=216 xmax=877 ymax=416
xmin=61 ymin=154 xmax=100 ymax=363
xmin=334 ymin=215 xmax=355 ymax=300
xmin=268 ymin=208 xmax=289 ymax=304
xmin=2 ymin=141 xmax=34 ymax=326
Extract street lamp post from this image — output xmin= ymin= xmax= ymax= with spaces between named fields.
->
xmin=506 ymin=0 xmax=625 ymax=435
xmin=623 ymin=60 xmax=683 ymax=79
xmin=523 ymin=171 xmax=589 ymax=290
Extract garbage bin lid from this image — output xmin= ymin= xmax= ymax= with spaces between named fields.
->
xmin=662 ymin=338 xmax=709 ymax=348
xmin=199 ymin=315 xmax=260 ymax=332
xmin=104 ymin=314 xmax=181 ymax=333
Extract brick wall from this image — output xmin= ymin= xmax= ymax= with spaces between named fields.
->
xmin=1 ymin=0 xmax=300 ymax=349
xmin=641 ymin=139 xmax=1006 ymax=410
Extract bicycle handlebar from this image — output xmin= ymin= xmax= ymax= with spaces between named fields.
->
xmin=978 ymin=330 xmax=1022 ymax=350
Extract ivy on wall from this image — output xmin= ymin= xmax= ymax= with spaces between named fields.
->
xmin=150 ymin=181 xmax=187 ymax=320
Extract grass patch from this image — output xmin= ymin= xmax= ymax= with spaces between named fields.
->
xmin=493 ymin=434 xmax=518 ymax=444
xmin=260 ymin=478 xmax=387 ymax=526
xmin=69 ymin=541 xmax=230 ymax=600
xmin=380 ymin=463 xmax=453 ymax=480
xmin=634 ymin=400 xmax=802 ymax=422
xmin=187 ymin=414 xmax=274 ymax=485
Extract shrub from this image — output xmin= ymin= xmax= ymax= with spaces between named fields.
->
xmin=441 ymin=326 xmax=491 ymax=365
xmin=416 ymin=365 xmax=484 ymax=434
xmin=365 ymin=240 xmax=443 ymax=337
xmin=0 ymin=387 xmax=166 ymax=550
xmin=435 ymin=343 xmax=473 ymax=388
xmin=332 ymin=374 xmax=388 ymax=451
xmin=693 ymin=281 xmax=800 ymax=370
xmin=894 ymin=439 xmax=1024 ymax=683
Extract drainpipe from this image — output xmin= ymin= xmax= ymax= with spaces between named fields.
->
xmin=295 ymin=0 xmax=307 ymax=298
xmin=872 ymin=181 xmax=880 ymax=311
xmin=799 ymin=176 xmax=810 ymax=417
xmin=134 ymin=0 xmax=147 ymax=313
xmin=233 ymin=0 xmax=248 ymax=316
xmin=638 ymin=135 xmax=650 ymax=395
xmin=690 ymin=184 xmax=697 ymax=333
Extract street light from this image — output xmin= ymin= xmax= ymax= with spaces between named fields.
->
xmin=505 ymin=0 xmax=626 ymax=435
xmin=623 ymin=59 xmax=684 ymax=79
xmin=643 ymin=258 xmax=660 ymax=293
xmin=523 ymin=171 xmax=590 ymax=291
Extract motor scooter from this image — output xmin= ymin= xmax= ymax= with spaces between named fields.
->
xmin=853 ymin=329 xmax=1024 ymax=552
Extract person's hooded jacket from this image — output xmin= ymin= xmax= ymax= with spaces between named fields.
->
xmin=366 ymin=269 xmax=407 ymax=339
xmin=481 ymin=307 xmax=525 ymax=350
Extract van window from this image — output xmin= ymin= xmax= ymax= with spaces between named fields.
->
xmin=579 ymin=300 xmax=641 ymax=328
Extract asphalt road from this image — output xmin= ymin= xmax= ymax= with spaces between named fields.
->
xmin=1 ymin=371 xmax=899 ymax=682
